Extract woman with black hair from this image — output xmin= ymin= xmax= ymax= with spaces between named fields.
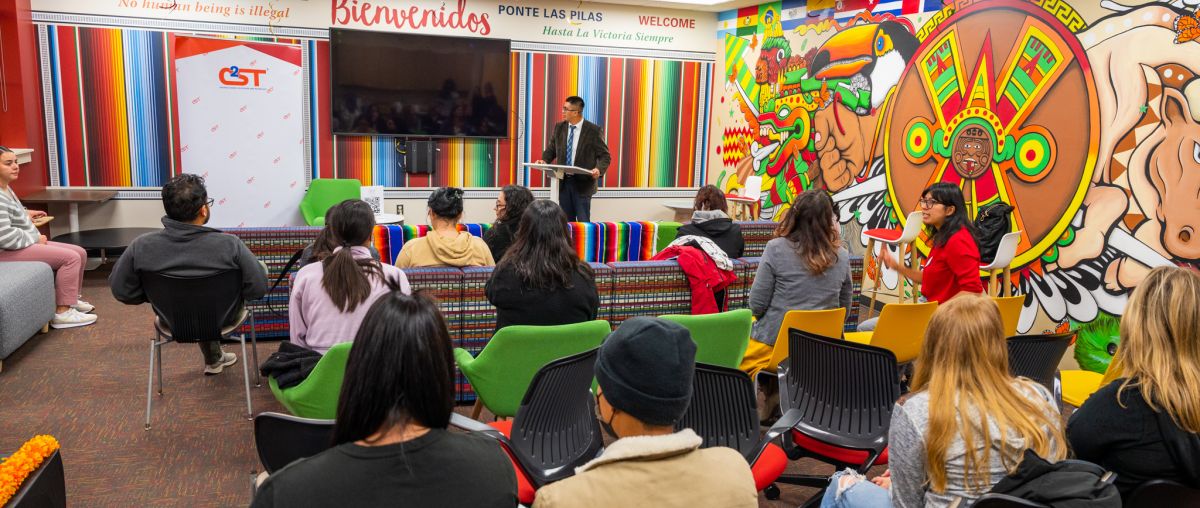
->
xmin=485 ymin=200 xmax=599 ymax=331
xmin=290 ymin=200 xmax=410 ymax=353
xmin=253 ymin=290 xmax=518 ymax=507
xmin=483 ymin=184 xmax=534 ymax=261
xmin=877 ymin=182 xmax=983 ymax=305
xmin=395 ymin=187 xmax=494 ymax=268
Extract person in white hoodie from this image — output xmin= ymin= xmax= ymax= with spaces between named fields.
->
xmin=395 ymin=187 xmax=494 ymax=268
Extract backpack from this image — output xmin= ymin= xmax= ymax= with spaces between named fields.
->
xmin=984 ymin=449 xmax=1121 ymax=507
xmin=974 ymin=201 xmax=1013 ymax=264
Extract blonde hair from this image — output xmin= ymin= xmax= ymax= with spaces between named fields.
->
xmin=909 ymin=294 xmax=1066 ymax=493
xmin=1114 ymin=266 xmax=1200 ymax=433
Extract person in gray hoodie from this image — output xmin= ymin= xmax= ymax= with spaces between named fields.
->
xmin=674 ymin=185 xmax=744 ymax=259
xmin=110 ymin=174 xmax=267 ymax=375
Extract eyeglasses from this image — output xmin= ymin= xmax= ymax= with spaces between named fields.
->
xmin=917 ymin=198 xmax=942 ymax=209
xmin=493 ymin=200 xmax=505 ymax=211
xmin=206 ymin=198 xmax=215 ymax=208
xmin=562 ymin=107 xmax=581 ymax=113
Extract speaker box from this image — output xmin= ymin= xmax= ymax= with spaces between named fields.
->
xmin=404 ymin=141 xmax=436 ymax=174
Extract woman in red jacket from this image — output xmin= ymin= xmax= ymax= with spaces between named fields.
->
xmin=861 ymin=183 xmax=983 ymax=330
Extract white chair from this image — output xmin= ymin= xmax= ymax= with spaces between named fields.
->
xmin=982 ymin=231 xmax=1021 ymax=296
xmin=727 ymin=175 xmax=762 ymax=220
xmin=862 ymin=211 xmax=924 ymax=318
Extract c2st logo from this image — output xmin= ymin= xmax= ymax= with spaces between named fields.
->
xmin=219 ymin=66 xmax=266 ymax=87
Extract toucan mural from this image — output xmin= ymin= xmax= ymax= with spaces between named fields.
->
xmin=715 ymin=0 xmax=1200 ymax=374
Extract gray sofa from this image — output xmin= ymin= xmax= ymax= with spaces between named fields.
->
xmin=0 ymin=261 xmax=56 ymax=372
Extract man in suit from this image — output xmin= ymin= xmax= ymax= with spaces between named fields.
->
xmin=535 ymin=96 xmax=611 ymax=222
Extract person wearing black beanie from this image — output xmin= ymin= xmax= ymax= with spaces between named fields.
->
xmin=532 ymin=317 xmax=757 ymax=508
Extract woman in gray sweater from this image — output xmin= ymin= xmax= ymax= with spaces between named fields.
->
xmin=741 ymin=190 xmax=852 ymax=376
xmin=819 ymin=295 xmax=1065 ymax=508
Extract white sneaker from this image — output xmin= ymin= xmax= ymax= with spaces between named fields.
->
xmin=204 ymin=352 xmax=238 ymax=375
xmin=50 ymin=308 xmax=98 ymax=329
xmin=72 ymin=300 xmax=95 ymax=313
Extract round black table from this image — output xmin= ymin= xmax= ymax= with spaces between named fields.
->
xmin=52 ymin=227 xmax=161 ymax=266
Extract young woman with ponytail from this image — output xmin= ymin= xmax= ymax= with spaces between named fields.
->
xmin=289 ymin=199 xmax=411 ymax=353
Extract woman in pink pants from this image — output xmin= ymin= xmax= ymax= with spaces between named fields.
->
xmin=0 ymin=147 xmax=97 ymax=329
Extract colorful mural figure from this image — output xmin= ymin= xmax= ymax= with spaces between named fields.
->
xmin=716 ymin=0 xmax=1200 ymax=373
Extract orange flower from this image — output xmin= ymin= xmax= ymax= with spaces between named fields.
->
xmin=0 ymin=435 xmax=60 ymax=506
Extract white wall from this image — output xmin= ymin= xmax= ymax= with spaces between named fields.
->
xmin=47 ymin=196 xmax=682 ymax=237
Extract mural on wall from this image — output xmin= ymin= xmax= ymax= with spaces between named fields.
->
xmin=715 ymin=0 xmax=1200 ymax=371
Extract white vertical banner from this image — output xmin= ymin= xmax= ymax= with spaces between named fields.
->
xmin=174 ymin=36 xmax=306 ymax=227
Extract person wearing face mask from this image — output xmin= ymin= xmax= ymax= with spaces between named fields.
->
xmin=394 ymin=187 xmax=494 ymax=268
xmin=532 ymin=317 xmax=757 ymax=508
xmin=0 ymin=146 xmax=97 ymax=329
xmin=109 ymin=174 xmax=267 ymax=375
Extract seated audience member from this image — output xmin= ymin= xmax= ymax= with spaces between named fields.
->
xmin=483 ymin=184 xmax=534 ymax=261
xmin=0 ymin=146 xmax=97 ymax=329
xmin=395 ymin=187 xmax=494 ymax=268
xmin=532 ymin=317 xmax=757 ymax=508
xmin=486 ymin=200 xmax=599 ymax=331
xmin=1067 ymin=266 xmax=1200 ymax=496
xmin=110 ymin=174 xmax=267 ymax=375
xmin=297 ymin=204 xmax=380 ymax=270
xmin=252 ymin=290 xmax=518 ymax=508
xmin=820 ymin=294 xmax=1065 ymax=508
xmin=674 ymin=184 xmax=744 ymax=259
xmin=290 ymin=200 xmax=410 ymax=354
xmin=741 ymin=190 xmax=852 ymax=375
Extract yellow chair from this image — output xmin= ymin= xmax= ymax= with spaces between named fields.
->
xmin=753 ymin=308 xmax=846 ymax=378
xmin=992 ymin=295 xmax=1023 ymax=337
xmin=1061 ymin=351 xmax=1123 ymax=407
xmin=844 ymin=302 xmax=938 ymax=364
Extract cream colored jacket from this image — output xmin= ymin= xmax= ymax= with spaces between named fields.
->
xmin=532 ymin=429 xmax=758 ymax=508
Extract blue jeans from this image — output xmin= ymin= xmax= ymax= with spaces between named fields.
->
xmin=820 ymin=469 xmax=891 ymax=508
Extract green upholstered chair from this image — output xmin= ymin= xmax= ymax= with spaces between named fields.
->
xmin=656 ymin=221 xmax=682 ymax=253
xmin=299 ymin=179 xmax=362 ymax=226
xmin=660 ymin=309 xmax=752 ymax=369
xmin=455 ymin=320 xmax=611 ymax=419
xmin=268 ymin=342 xmax=351 ymax=419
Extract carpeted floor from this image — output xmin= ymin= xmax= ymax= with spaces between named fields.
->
xmin=0 ymin=267 xmax=873 ymax=507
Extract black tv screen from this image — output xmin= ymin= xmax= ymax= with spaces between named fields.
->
xmin=330 ymin=29 xmax=510 ymax=138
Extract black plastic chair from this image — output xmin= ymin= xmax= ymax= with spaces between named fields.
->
xmin=677 ymin=363 xmax=787 ymax=498
xmin=141 ymin=270 xmax=260 ymax=430
xmin=764 ymin=329 xmax=901 ymax=500
xmin=1125 ymin=479 xmax=1200 ymax=507
xmin=1007 ymin=332 xmax=1072 ymax=405
xmin=8 ymin=449 xmax=65 ymax=508
xmin=450 ymin=348 xmax=602 ymax=504
xmin=254 ymin=412 xmax=336 ymax=473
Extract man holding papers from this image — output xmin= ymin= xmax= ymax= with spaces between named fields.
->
xmin=535 ymin=96 xmax=611 ymax=222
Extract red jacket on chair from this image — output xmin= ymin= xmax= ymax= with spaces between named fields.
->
xmin=653 ymin=245 xmax=738 ymax=315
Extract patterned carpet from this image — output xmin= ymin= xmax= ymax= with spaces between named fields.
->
xmin=0 ymin=267 xmax=869 ymax=507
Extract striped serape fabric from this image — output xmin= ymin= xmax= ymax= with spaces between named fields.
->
xmin=589 ymin=262 xmax=615 ymax=326
xmin=402 ymin=266 xmax=471 ymax=402
xmin=459 ymin=266 xmax=498 ymax=403
xmin=372 ymin=223 xmax=492 ymax=265
xmin=727 ymin=257 xmax=754 ymax=312
xmin=738 ymin=221 xmax=777 ymax=257
xmin=607 ymin=260 xmax=691 ymax=328
xmin=224 ymin=227 xmax=322 ymax=339
xmin=567 ymin=221 xmax=659 ymax=263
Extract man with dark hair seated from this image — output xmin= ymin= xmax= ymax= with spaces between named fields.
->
xmin=110 ymin=174 xmax=267 ymax=375
xmin=533 ymin=317 xmax=757 ymax=507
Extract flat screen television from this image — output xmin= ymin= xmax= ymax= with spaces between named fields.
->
xmin=330 ymin=29 xmax=510 ymax=138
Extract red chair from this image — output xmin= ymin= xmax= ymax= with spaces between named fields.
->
xmin=676 ymin=363 xmax=788 ymax=498
xmin=762 ymin=329 xmax=901 ymax=503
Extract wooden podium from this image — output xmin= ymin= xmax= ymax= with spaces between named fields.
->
xmin=521 ymin=162 xmax=592 ymax=204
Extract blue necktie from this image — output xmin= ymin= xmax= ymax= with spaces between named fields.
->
xmin=565 ymin=124 xmax=576 ymax=167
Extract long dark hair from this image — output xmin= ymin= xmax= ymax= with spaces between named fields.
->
xmin=775 ymin=190 xmax=841 ymax=275
xmin=320 ymin=200 xmax=383 ymax=312
xmin=333 ymin=289 xmax=455 ymax=444
xmin=498 ymin=200 xmax=591 ymax=290
xmin=497 ymin=184 xmax=534 ymax=224
xmin=923 ymin=182 xmax=975 ymax=248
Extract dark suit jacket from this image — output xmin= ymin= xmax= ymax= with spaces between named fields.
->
xmin=541 ymin=119 xmax=612 ymax=196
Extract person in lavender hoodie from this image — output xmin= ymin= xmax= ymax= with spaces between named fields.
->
xmin=289 ymin=200 xmax=410 ymax=354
